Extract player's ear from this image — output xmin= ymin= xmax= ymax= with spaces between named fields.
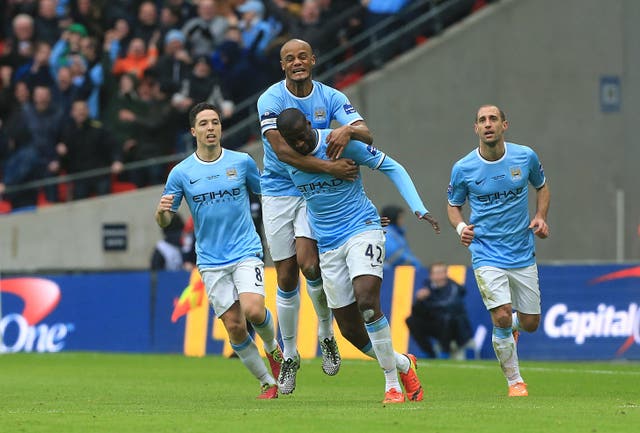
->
xmin=190 ymin=127 xmax=196 ymax=137
xmin=503 ymin=120 xmax=509 ymax=130
xmin=280 ymin=60 xmax=285 ymax=71
xmin=311 ymin=54 xmax=316 ymax=66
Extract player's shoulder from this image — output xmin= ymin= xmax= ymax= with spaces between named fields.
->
xmin=258 ymin=81 xmax=285 ymax=101
xmin=223 ymin=148 xmax=256 ymax=163
xmin=454 ymin=148 xmax=479 ymax=166
xmin=313 ymin=80 xmax=345 ymax=98
xmin=506 ymin=141 xmax=538 ymax=158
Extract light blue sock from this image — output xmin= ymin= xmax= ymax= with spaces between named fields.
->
xmin=251 ymin=308 xmax=278 ymax=353
xmin=231 ymin=335 xmax=274 ymax=386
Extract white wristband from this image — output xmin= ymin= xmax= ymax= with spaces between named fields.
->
xmin=456 ymin=222 xmax=468 ymax=237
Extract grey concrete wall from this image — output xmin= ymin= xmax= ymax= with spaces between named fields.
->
xmin=1 ymin=0 xmax=638 ymax=272
xmin=346 ymin=0 xmax=638 ymax=265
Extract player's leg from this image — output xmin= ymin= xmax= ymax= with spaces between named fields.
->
xmin=235 ymin=258 xmax=282 ymax=381
xmin=262 ymin=196 xmax=302 ymax=381
xmin=293 ymin=202 xmax=340 ymax=375
xmin=475 ymin=266 xmax=527 ymax=396
xmin=202 ymin=268 xmax=276 ymax=399
xmin=510 ymin=264 xmax=542 ymax=335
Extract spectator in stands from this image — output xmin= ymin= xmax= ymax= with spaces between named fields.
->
xmin=361 ymin=0 xmax=410 ymax=68
xmin=111 ymin=35 xmax=160 ymax=80
xmin=405 ymin=262 xmax=474 ymax=359
xmin=102 ymin=73 xmax=142 ymax=160
xmin=0 ymin=63 xmax=17 ymax=123
xmin=237 ymin=0 xmax=282 ymax=58
xmin=21 ymin=84 xmax=64 ymax=202
xmin=50 ymin=23 xmax=88 ymax=77
xmin=132 ymin=1 xmax=160 ymax=46
xmin=52 ymin=66 xmax=81 ymax=125
xmin=175 ymin=54 xmax=234 ymax=120
xmin=34 ymin=0 xmax=62 ymax=45
xmin=57 ymin=99 xmax=123 ymax=200
xmin=2 ymin=14 xmax=36 ymax=70
xmin=380 ymin=204 xmax=425 ymax=271
xmin=154 ymin=29 xmax=192 ymax=91
xmin=69 ymin=0 xmax=107 ymax=40
xmin=0 ymin=120 xmax=39 ymax=209
xmin=182 ymin=0 xmax=235 ymax=57
xmin=77 ymin=35 xmax=104 ymax=119
xmin=15 ymin=41 xmax=55 ymax=91
xmin=164 ymin=0 xmax=198 ymax=28
xmin=151 ymin=213 xmax=187 ymax=271
xmin=270 ymin=0 xmax=344 ymax=59
xmin=119 ymin=76 xmax=177 ymax=187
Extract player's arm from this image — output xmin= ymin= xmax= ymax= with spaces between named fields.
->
xmin=326 ymin=120 xmax=372 ymax=160
xmin=245 ymin=154 xmax=262 ymax=195
xmin=265 ymin=129 xmax=358 ymax=181
xmin=377 ymin=156 xmax=440 ymax=234
xmin=447 ymin=204 xmax=474 ymax=247
xmin=529 ymin=182 xmax=550 ymax=238
xmin=155 ymin=194 xmax=175 ymax=228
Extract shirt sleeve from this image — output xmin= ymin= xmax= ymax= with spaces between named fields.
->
xmin=377 ymin=156 xmax=429 ymax=216
xmin=163 ymin=167 xmax=184 ymax=212
xmin=245 ymin=154 xmax=262 ymax=195
xmin=527 ymin=147 xmax=546 ymax=189
xmin=257 ymin=92 xmax=281 ymax=136
xmin=447 ymin=162 xmax=468 ymax=206
xmin=328 ymin=89 xmax=364 ymax=126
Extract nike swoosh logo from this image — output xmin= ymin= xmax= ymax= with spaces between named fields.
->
xmin=475 ymin=179 xmax=485 ymax=185
xmin=190 ymin=178 xmax=201 ymax=184
xmin=255 ymin=282 xmax=263 ymax=287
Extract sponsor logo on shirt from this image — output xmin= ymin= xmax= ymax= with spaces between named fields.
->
xmin=366 ymin=145 xmax=378 ymax=156
xmin=343 ymin=104 xmax=356 ymax=115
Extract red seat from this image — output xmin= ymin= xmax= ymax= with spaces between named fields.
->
xmin=111 ymin=174 xmax=137 ymax=193
xmin=0 ymin=200 xmax=12 ymax=214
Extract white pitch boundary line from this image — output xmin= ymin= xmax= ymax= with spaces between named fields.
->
xmin=336 ymin=359 xmax=640 ymax=375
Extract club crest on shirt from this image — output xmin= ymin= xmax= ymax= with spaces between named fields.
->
xmin=510 ymin=166 xmax=522 ymax=180
xmin=313 ymin=107 xmax=327 ymax=123
xmin=226 ymin=168 xmax=238 ymax=179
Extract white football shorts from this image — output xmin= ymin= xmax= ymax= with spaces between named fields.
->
xmin=262 ymin=195 xmax=314 ymax=261
xmin=473 ymin=264 xmax=541 ymax=314
xmin=200 ymin=257 xmax=265 ymax=317
xmin=319 ymin=229 xmax=385 ymax=309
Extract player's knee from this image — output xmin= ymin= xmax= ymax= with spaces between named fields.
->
xmin=243 ymin=305 xmax=264 ymax=324
xmin=224 ymin=320 xmax=247 ymax=340
xmin=277 ymin=271 xmax=299 ymax=291
xmin=521 ymin=315 xmax=540 ymax=332
xmin=298 ymin=262 xmax=320 ymax=280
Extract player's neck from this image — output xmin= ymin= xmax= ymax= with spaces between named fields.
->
xmin=478 ymin=141 xmax=505 ymax=161
xmin=286 ymin=79 xmax=313 ymax=97
xmin=195 ymin=145 xmax=222 ymax=162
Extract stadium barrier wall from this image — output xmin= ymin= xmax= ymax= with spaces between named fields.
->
xmin=1 ymin=264 xmax=638 ymax=360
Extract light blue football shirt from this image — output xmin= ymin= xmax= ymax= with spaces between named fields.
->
xmin=162 ymin=149 xmax=263 ymax=268
xmin=285 ymin=129 xmax=428 ymax=253
xmin=257 ymin=80 xmax=363 ymax=196
xmin=447 ymin=142 xmax=546 ymax=269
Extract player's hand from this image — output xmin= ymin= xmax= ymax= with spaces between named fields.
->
xmin=328 ymin=158 xmax=358 ymax=181
xmin=459 ymin=224 xmax=475 ymax=247
xmin=380 ymin=216 xmax=391 ymax=227
xmin=415 ymin=211 xmax=440 ymax=234
xmin=529 ymin=217 xmax=549 ymax=239
xmin=157 ymin=194 xmax=174 ymax=213
xmin=325 ymin=126 xmax=351 ymax=159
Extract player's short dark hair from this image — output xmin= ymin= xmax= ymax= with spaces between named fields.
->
xmin=475 ymin=105 xmax=506 ymax=122
xmin=276 ymin=107 xmax=306 ymax=135
xmin=188 ymin=102 xmax=220 ymax=127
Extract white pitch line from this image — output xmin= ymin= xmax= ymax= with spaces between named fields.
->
xmin=431 ymin=362 xmax=640 ymax=375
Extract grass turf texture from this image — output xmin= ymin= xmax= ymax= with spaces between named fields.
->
xmin=1 ymin=353 xmax=638 ymax=433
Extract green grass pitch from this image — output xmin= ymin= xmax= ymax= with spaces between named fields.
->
xmin=1 ymin=353 xmax=638 ymax=433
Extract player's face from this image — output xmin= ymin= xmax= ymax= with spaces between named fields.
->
xmin=282 ymin=121 xmax=315 ymax=155
xmin=474 ymin=106 xmax=508 ymax=146
xmin=280 ymin=42 xmax=315 ymax=83
xmin=191 ymin=109 xmax=222 ymax=148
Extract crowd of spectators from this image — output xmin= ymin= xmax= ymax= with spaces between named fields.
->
xmin=0 ymin=0 xmax=490 ymax=211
